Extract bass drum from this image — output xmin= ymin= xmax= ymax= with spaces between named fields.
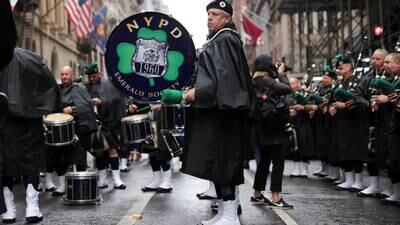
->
xmin=105 ymin=11 xmax=195 ymax=103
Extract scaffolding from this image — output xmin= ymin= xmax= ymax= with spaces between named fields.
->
xmin=276 ymin=0 xmax=400 ymax=73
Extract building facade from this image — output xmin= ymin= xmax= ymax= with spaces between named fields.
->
xmin=14 ymin=0 xmax=145 ymax=83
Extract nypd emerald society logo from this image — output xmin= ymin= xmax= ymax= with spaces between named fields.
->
xmin=105 ymin=12 xmax=196 ymax=103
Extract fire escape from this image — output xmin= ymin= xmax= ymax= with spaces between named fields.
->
xmin=276 ymin=0 xmax=400 ymax=74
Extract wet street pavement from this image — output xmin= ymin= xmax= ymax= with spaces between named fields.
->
xmin=7 ymin=158 xmax=400 ymax=225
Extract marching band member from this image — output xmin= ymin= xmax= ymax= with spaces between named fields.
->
xmin=357 ymin=49 xmax=389 ymax=197
xmin=380 ymin=53 xmax=400 ymax=204
xmin=43 ymin=66 xmax=98 ymax=196
xmin=0 ymin=48 xmax=59 ymax=223
xmin=182 ymin=1 xmax=257 ymax=224
xmin=331 ymin=54 xmax=369 ymax=192
xmin=84 ymin=62 xmax=126 ymax=190
xmin=310 ymin=66 xmax=336 ymax=179
xmin=141 ymin=104 xmax=174 ymax=193
xmin=288 ymin=77 xmax=316 ymax=178
xmin=0 ymin=0 xmax=17 ymax=216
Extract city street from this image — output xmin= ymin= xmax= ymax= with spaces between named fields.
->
xmin=7 ymin=158 xmax=400 ymax=225
xmin=3 ymin=0 xmax=400 ymax=225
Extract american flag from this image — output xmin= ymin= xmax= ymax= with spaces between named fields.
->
xmin=64 ymin=0 xmax=93 ymax=38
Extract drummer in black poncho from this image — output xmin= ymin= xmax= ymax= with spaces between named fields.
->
xmin=84 ymin=62 xmax=127 ymax=190
xmin=0 ymin=48 xmax=60 ymax=223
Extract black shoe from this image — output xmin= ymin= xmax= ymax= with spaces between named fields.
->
xmin=270 ymin=198 xmax=293 ymax=209
xmin=99 ymin=184 xmax=108 ymax=189
xmin=381 ymin=198 xmax=398 ymax=205
xmin=157 ymin=187 xmax=172 ymax=193
xmin=335 ymin=185 xmax=350 ymax=191
xmin=25 ymin=216 xmax=43 ymax=223
xmin=114 ymin=184 xmax=126 ymax=190
xmin=377 ymin=193 xmax=390 ymax=199
xmin=52 ymin=191 xmax=64 ymax=197
xmin=289 ymin=174 xmax=302 ymax=178
xmin=197 ymin=193 xmax=217 ymax=200
xmin=250 ymin=194 xmax=272 ymax=205
xmin=45 ymin=187 xmax=57 ymax=192
xmin=349 ymin=187 xmax=362 ymax=192
xmin=323 ymin=177 xmax=338 ymax=182
xmin=120 ymin=168 xmax=130 ymax=173
xmin=357 ymin=191 xmax=377 ymax=197
xmin=2 ymin=218 xmax=16 ymax=224
xmin=141 ymin=186 xmax=158 ymax=192
xmin=313 ymin=172 xmax=327 ymax=177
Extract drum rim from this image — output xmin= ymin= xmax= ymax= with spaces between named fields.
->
xmin=121 ymin=115 xmax=149 ymax=123
xmin=65 ymin=171 xmax=98 ymax=177
xmin=161 ymin=103 xmax=187 ymax=107
xmin=44 ymin=120 xmax=74 ymax=126
xmin=123 ymin=136 xmax=152 ymax=144
xmin=63 ymin=198 xmax=102 ymax=204
xmin=43 ymin=113 xmax=74 ymax=123
xmin=45 ymin=139 xmax=75 ymax=147
xmin=121 ymin=118 xmax=149 ymax=124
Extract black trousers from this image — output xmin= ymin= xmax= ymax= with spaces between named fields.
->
xmin=253 ymin=144 xmax=285 ymax=193
xmin=46 ymin=132 xmax=89 ymax=175
xmin=342 ymin=160 xmax=363 ymax=173
xmin=388 ymin=168 xmax=400 ymax=184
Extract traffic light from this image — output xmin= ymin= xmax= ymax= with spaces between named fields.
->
xmin=374 ymin=25 xmax=384 ymax=37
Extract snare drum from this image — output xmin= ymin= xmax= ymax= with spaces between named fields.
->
xmin=121 ymin=114 xmax=152 ymax=144
xmin=160 ymin=104 xmax=187 ymax=132
xmin=64 ymin=172 xmax=101 ymax=205
xmin=43 ymin=113 xmax=76 ymax=146
xmin=161 ymin=130 xmax=183 ymax=157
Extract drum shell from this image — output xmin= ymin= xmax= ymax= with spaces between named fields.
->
xmin=43 ymin=115 xmax=76 ymax=147
xmin=160 ymin=104 xmax=186 ymax=132
xmin=141 ymin=120 xmax=159 ymax=153
xmin=64 ymin=172 xmax=100 ymax=204
xmin=121 ymin=116 xmax=152 ymax=144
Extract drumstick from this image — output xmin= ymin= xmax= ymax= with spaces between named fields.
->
xmin=136 ymin=105 xmax=151 ymax=113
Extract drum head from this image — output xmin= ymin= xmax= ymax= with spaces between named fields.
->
xmin=44 ymin=113 xmax=73 ymax=123
xmin=121 ymin=114 xmax=149 ymax=122
xmin=105 ymin=12 xmax=196 ymax=103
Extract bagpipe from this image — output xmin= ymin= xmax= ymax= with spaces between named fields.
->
xmin=292 ymin=88 xmax=323 ymax=112
xmin=291 ymin=89 xmax=319 ymax=118
xmin=332 ymin=87 xmax=355 ymax=102
xmin=331 ymin=86 xmax=357 ymax=110
xmin=368 ymin=73 xmax=400 ymax=103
